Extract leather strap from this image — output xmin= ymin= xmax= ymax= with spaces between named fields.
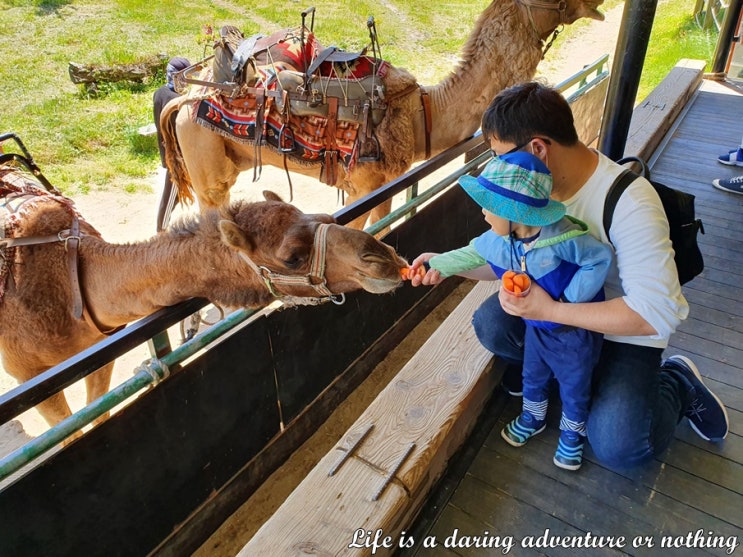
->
xmin=419 ymin=86 xmax=432 ymax=159
xmin=0 ymin=224 xmax=85 ymax=321
xmin=323 ymin=96 xmax=339 ymax=185
xmin=231 ymin=33 xmax=263 ymax=77
xmin=253 ymin=90 xmax=265 ymax=181
xmin=65 ymin=215 xmax=83 ymax=319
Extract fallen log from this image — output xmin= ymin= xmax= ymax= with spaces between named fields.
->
xmin=68 ymin=54 xmax=168 ymax=85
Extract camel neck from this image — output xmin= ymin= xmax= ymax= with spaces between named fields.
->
xmin=78 ymin=234 xmax=267 ymax=327
xmin=425 ymin=1 xmax=542 ymax=153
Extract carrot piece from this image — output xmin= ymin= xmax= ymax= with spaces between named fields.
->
xmin=401 ymin=266 xmax=426 ymax=280
xmin=513 ymin=284 xmax=522 ymax=295
xmin=503 ymin=276 xmax=515 ymax=291
xmin=513 ymin=274 xmax=528 ymax=289
xmin=502 ymin=270 xmax=516 ymax=281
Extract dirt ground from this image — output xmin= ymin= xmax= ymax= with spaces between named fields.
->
xmin=0 ymin=3 xmax=623 ymax=552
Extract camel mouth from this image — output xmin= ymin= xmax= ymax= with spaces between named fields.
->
xmin=359 ymin=276 xmax=404 ymax=294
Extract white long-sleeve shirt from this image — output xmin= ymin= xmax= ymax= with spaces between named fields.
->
xmin=563 ymin=151 xmax=689 ymax=347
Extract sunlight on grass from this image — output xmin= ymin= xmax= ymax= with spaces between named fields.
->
xmin=0 ymin=0 xmax=723 ymax=194
xmin=638 ymin=1 xmax=718 ymax=101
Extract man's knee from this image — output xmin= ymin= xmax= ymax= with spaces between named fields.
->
xmin=586 ymin=402 xmax=655 ymax=469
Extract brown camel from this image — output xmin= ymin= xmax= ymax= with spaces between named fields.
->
xmin=0 ymin=167 xmax=406 ymax=437
xmin=161 ymin=0 xmax=604 ymax=229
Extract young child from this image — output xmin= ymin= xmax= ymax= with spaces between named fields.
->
xmin=411 ymin=151 xmax=613 ymax=470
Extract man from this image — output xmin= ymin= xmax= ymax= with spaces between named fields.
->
xmin=153 ymin=56 xmax=190 ymax=231
xmin=417 ymin=81 xmax=729 ymax=468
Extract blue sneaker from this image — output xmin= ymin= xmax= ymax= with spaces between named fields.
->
xmin=553 ymin=430 xmax=584 ymax=471
xmin=712 ymin=175 xmax=743 ymax=195
xmin=501 ymin=411 xmax=545 ymax=447
xmin=662 ymin=355 xmax=729 ymax=441
xmin=717 ymin=147 xmax=743 ymax=166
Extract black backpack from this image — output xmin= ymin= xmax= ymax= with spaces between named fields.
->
xmin=603 ymin=156 xmax=705 ymax=285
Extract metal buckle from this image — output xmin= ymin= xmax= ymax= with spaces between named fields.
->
xmin=58 ymin=231 xmax=81 ymax=252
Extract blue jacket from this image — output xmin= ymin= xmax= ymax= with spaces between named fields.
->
xmin=474 ymin=216 xmax=613 ymax=329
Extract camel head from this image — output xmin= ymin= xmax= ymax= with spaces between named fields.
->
xmin=217 ymin=191 xmax=407 ymax=302
xmin=516 ymin=0 xmax=605 ymax=41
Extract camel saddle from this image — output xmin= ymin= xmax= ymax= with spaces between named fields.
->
xmin=0 ymin=167 xmax=87 ymax=319
xmin=181 ymin=11 xmax=388 ymax=186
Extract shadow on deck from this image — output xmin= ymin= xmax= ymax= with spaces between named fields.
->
xmin=399 ymin=78 xmax=743 ymax=557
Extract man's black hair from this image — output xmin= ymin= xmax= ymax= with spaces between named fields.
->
xmin=481 ymin=81 xmax=579 ymax=146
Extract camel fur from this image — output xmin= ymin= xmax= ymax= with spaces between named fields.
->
xmin=161 ymin=0 xmax=605 ymax=229
xmin=0 ymin=168 xmax=406 ymax=439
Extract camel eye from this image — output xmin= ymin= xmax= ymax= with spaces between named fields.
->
xmin=280 ymin=250 xmax=307 ymax=269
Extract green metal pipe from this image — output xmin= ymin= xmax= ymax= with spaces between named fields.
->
xmin=0 ymin=370 xmax=154 ymax=481
xmin=0 ymin=307 xmax=259 ymax=481
xmin=366 ymin=151 xmax=491 ymax=236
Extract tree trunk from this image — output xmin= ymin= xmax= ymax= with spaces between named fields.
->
xmin=68 ymin=54 xmax=168 ymax=85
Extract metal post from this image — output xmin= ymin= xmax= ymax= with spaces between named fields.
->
xmin=710 ymin=0 xmax=743 ymax=75
xmin=598 ymin=0 xmax=659 ymax=161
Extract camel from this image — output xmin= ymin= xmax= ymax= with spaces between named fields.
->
xmin=0 ymin=166 xmax=406 ymax=438
xmin=161 ymin=0 xmax=605 ymax=229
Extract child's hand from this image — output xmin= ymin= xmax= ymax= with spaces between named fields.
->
xmin=498 ymin=281 xmax=554 ymax=321
xmin=407 ymin=253 xmax=443 ymax=287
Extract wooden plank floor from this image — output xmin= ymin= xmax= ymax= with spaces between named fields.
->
xmin=398 ymin=79 xmax=743 ymax=557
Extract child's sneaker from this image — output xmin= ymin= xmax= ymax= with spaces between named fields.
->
xmin=501 ymin=411 xmax=546 ymax=447
xmin=553 ymin=430 xmax=584 ymax=471
xmin=717 ymin=147 xmax=743 ymax=166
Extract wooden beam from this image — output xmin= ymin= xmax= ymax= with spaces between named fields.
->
xmin=624 ymin=59 xmax=706 ymax=160
xmin=239 ymin=281 xmax=502 ymax=556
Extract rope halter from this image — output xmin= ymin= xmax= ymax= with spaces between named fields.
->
xmin=515 ymin=0 xmax=568 ymax=59
xmin=237 ymin=222 xmax=346 ymax=307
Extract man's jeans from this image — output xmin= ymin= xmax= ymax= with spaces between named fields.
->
xmin=472 ymin=292 xmax=689 ymax=468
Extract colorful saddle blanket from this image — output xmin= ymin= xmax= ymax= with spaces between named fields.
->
xmin=189 ymin=25 xmax=388 ymax=177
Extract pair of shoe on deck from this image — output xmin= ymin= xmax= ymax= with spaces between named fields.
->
xmin=714 ymin=147 xmax=743 ymax=194
xmin=500 ymin=355 xmax=730 ymax=471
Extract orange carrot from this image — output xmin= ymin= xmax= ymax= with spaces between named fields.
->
xmin=401 ymin=266 xmax=426 ymax=280
xmin=502 ymin=270 xmax=530 ymax=295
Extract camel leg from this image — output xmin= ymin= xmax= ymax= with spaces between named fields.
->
xmin=369 ymin=197 xmax=394 ymax=235
xmin=35 ymin=392 xmax=76 ymax=430
xmin=85 ymin=361 xmax=115 ymax=426
xmin=176 ymin=108 xmax=241 ymax=209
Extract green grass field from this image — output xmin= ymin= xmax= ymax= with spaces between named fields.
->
xmin=0 ymin=0 xmax=718 ymax=195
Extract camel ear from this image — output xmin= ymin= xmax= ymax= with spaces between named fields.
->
xmin=219 ymin=219 xmax=254 ymax=251
xmin=263 ymin=190 xmax=283 ymax=202
xmin=571 ymin=0 xmax=605 ymax=22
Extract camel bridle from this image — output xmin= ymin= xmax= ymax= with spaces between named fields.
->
xmin=516 ymin=0 xmax=568 ymax=58
xmin=237 ymin=222 xmax=346 ymax=307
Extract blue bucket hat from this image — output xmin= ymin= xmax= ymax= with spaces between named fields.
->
xmin=458 ymin=151 xmax=566 ymax=227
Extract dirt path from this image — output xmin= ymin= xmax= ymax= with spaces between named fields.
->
xmin=0 ymin=2 xmax=624 ymax=549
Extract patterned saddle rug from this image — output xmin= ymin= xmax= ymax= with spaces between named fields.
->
xmin=182 ymin=20 xmax=389 ymax=184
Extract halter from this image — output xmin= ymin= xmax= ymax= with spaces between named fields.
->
xmin=515 ymin=0 xmax=568 ymax=58
xmin=237 ymin=222 xmax=346 ymax=307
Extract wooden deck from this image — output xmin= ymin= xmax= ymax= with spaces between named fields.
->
xmin=399 ymin=78 xmax=743 ymax=557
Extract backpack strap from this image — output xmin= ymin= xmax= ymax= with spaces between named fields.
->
xmin=603 ymin=168 xmax=640 ymax=245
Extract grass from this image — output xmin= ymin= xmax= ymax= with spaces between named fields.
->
xmin=0 ymin=0 xmax=720 ymax=195
xmin=637 ymin=0 xmax=720 ymax=101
